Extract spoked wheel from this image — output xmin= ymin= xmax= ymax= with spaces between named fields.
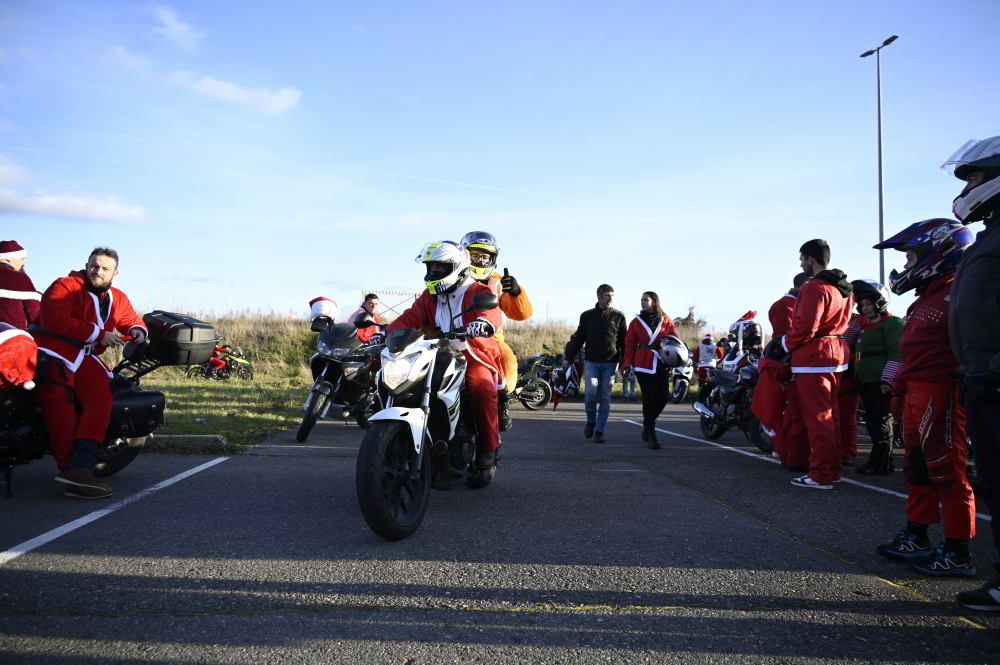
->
xmin=355 ymin=422 xmax=430 ymax=541
xmin=745 ymin=417 xmax=774 ymax=453
xmin=518 ymin=380 xmax=552 ymax=410
xmin=671 ymin=379 xmax=689 ymax=404
xmin=236 ymin=364 xmax=254 ymax=381
xmin=93 ymin=435 xmax=146 ymax=477
xmin=185 ymin=365 xmax=206 ymax=379
xmin=296 ymin=390 xmax=325 ymax=442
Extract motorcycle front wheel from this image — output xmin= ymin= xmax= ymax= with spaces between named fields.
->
xmin=671 ymin=379 xmax=689 ymax=404
xmin=518 ymin=379 xmax=552 ymax=410
xmin=355 ymin=421 xmax=430 ymax=541
xmin=236 ymin=364 xmax=254 ymax=381
xmin=93 ymin=435 xmax=146 ymax=477
xmin=295 ymin=390 xmax=326 ymax=442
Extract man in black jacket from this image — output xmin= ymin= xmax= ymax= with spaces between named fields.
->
xmin=565 ymin=284 xmax=627 ymax=443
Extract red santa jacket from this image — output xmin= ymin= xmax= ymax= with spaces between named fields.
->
xmin=387 ymin=278 xmax=505 ymax=384
xmin=0 ymin=264 xmax=41 ymax=330
xmin=349 ymin=307 xmax=385 ymax=344
xmin=622 ymin=314 xmax=677 ymax=374
xmin=893 ymin=275 xmax=959 ymax=390
xmin=34 ymin=271 xmax=147 ymax=373
xmin=768 ymin=293 xmax=797 ymax=338
xmin=781 ymin=271 xmax=853 ymax=374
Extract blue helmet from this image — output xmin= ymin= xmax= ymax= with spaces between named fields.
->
xmin=874 ymin=218 xmax=974 ymax=295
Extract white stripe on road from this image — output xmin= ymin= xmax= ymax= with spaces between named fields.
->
xmin=0 ymin=457 xmax=229 ymax=567
xmin=622 ymin=419 xmax=992 ymax=523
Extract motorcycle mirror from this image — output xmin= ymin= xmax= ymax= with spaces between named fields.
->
xmin=470 ymin=293 xmax=499 ymax=311
xmin=353 ymin=315 xmax=376 ymax=329
xmin=311 ymin=316 xmax=332 ymax=333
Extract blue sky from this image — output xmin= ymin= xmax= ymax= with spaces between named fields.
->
xmin=2 ymin=1 xmax=998 ymax=330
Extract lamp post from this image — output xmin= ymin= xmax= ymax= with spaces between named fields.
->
xmin=860 ymin=34 xmax=898 ymax=285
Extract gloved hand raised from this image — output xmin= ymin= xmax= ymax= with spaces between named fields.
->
xmin=466 ymin=319 xmax=495 ymax=338
xmin=500 ymin=268 xmax=521 ymax=297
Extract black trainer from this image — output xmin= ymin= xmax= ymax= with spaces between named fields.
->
xmin=956 ymin=576 xmax=1000 ymax=612
xmin=876 ymin=529 xmax=932 ymax=561
xmin=646 ymin=429 xmax=660 ymax=449
xmin=584 ymin=423 xmax=595 ymax=439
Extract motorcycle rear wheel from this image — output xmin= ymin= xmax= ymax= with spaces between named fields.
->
xmin=236 ymin=364 xmax=254 ymax=381
xmin=699 ymin=415 xmax=728 ymax=440
xmin=356 ymin=422 xmax=430 ymax=541
xmin=745 ymin=417 xmax=774 ymax=453
xmin=93 ymin=435 xmax=146 ymax=477
xmin=295 ymin=391 xmax=325 ymax=442
xmin=518 ymin=380 xmax=552 ymax=410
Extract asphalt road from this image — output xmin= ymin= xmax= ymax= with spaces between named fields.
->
xmin=1 ymin=398 xmax=997 ymax=664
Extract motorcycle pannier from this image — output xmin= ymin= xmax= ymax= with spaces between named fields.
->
xmin=111 ymin=386 xmax=166 ymax=438
xmin=143 ymin=311 xmax=217 ymax=365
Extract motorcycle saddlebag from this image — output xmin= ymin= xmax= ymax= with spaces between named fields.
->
xmin=111 ymin=387 xmax=165 ymax=438
xmin=143 ymin=311 xmax=217 ymax=365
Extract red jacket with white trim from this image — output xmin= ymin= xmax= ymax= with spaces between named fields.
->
xmin=387 ymin=278 xmax=505 ymax=383
xmin=768 ymin=293 xmax=796 ymax=338
xmin=893 ymin=275 xmax=959 ymax=389
xmin=34 ymin=271 xmax=146 ymax=372
xmin=782 ymin=273 xmax=853 ymax=374
xmin=622 ymin=314 xmax=677 ymax=373
xmin=0 ymin=264 xmax=41 ymax=330
xmin=349 ymin=306 xmax=385 ymax=344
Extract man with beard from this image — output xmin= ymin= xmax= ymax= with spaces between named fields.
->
xmin=767 ymin=240 xmax=853 ymax=489
xmin=33 ymin=248 xmax=147 ymax=499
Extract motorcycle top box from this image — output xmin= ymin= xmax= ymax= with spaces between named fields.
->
xmin=142 ymin=311 xmax=216 ymax=365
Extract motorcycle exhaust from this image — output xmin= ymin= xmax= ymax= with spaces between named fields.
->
xmin=692 ymin=401 xmax=721 ymax=420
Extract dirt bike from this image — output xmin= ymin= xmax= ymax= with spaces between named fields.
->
xmin=355 ymin=293 xmax=499 ymax=541
xmin=692 ymin=349 xmax=773 ymax=453
xmin=185 ymin=340 xmax=254 ymax=381
xmin=296 ymin=316 xmax=381 ymax=442
xmin=1 ymin=312 xmax=216 ymax=497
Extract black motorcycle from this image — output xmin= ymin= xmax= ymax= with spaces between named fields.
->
xmin=296 ymin=316 xmax=380 ymax=442
xmin=692 ymin=352 xmax=773 ymax=453
xmin=1 ymin=311 xmax=216 ymax=497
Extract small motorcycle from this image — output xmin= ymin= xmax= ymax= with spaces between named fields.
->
xmin=185 ymin=338 xmax=254 ymax=381
xmin=355 ymin=293 xmax=499 ymax=541
xmin=671 ymin=357 xmax=694 ymax=403
xmin=510 ymin=353 xmax=554 ymax=410
xmin=1 ymin=312 xmax=216 ymax=497
xmin=296 ymin=315 xmax=380 ymax=442
xmin=692 ymin=350 xmax=773 ymax=453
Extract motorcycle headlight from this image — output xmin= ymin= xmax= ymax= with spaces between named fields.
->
xmin=318 ymin=341 xmax=348 ymax=358
xmin=382 ymin=352 xmax=422 ymax=392
xmin=342 ymin=361 xmax=364 ymax=382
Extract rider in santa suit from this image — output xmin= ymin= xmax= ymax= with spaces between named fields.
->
xmin=33 ymin=248 xmax=147 ymax=499
xmin=692 ymin=333 xmax=723 ymax=403
xmin=382 ymin=241 xmax=505 ymax=486
xmin=767 ymin=240 xmax=853 ymax=489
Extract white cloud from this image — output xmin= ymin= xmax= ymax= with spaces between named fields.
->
xmin=150 ymin=5 xmax=205 ymax=50
xmin=109 ymin=45 xmax=152 ymax=76
xmin=0 ymin=155 xmax=147 ymax=224
xmin=171 ymin=71 xmax=301 ymax=115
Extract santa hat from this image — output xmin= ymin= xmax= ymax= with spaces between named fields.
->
xmin=309 ymin=296 xmax=338 ymax=320
xmin=0 ymin=328 xmax=38 ymax=390
xmin=0 ymin=240 xmax=27 ymax=261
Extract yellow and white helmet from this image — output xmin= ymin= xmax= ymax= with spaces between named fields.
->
xmin=460 ymin=231 xmax=499 ymax=281
xmin=416 ymin=240 xmax=471 ymax=295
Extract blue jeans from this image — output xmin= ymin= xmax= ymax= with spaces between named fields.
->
xmin=584 ymin=361 xmax=617 ymax=433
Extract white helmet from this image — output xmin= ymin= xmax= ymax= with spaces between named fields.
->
xmin=416 ymin=240 xmax=471 ymax=295
xmin=942 ymin=136 xmax=1000 ymax=223
xmin=658 ymin=335 xmax=689 ymax=368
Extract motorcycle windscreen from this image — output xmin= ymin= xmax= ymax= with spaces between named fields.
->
xmin=320 ymin=323 xmax=359 ymax=347
xmin=386 ymin=328 xmax=422 ymax=353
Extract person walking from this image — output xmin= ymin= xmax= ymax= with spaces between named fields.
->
xmin=621 ymin=292 xmax=678 ymax=449
xmin=565 ymin=284 xmax=627 ymax=444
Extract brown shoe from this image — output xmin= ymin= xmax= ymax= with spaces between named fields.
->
xmin=55 ymin=468 xmax=112 ymax=498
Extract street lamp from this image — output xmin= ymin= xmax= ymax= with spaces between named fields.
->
xmin=860 ymin=35 xmax=898 ymax=285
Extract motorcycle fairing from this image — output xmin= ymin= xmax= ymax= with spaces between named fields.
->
xmin=369 ymin=407 xmax=426 ymax=455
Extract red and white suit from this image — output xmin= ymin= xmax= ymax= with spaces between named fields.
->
xmin=755 ymin=292 xmax=798 ymax=460
xmin=33 ymin=271 xmax=147 ymax=469
xmin=349 ymin=306 xmax=386 ymax=344
xmin=892 ymin=275 xmax=974 ymax=540
xmin=781 ymin=275 xmax=853 ymax=484
xmin=622 ymin=315 xmax=677 ymax=373
xmin=0 ymin=264 xmax=41 ymax=330
xmin=692 ymin=339 xmax=723 ymax=383
xmin=387 ymin=278 xmax=504 ymax=454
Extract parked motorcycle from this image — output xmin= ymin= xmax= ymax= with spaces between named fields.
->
xmin=1 ymin=311 xmax=216 ymax=497
xmin=511 ymin=353 xmax=554 ymax=410
xmin=692 ymin=350 xmax=773 ymax=453
xmin=296 ymin=315 xmax=382 ymax=442
xmin=355 ymin=293 xmax=499 ymax=541
xmin=185 ymin=337 xmax=254 ymax=381
xmin=671 ymin=357 xmax=694 ymax=403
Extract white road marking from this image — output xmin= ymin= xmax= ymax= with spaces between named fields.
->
xmin=0 ymin=457 xmax=229 ymax=567
xmin=246 ymin=444 xmax=355 ymax=450
xmin=622 ymin=419 xmax=992 ymax=523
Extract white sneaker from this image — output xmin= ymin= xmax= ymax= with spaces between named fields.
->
xmin=791 ymin=475 xmax=833 ymax=490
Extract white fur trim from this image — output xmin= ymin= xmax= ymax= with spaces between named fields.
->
xmin=791 ymin=364 xmax=850 ymax=374
xmin=38 ymin=347 xmax=85 ymax=372
xmin=0 ymin=250 xmax=27 ymax=260
xmin=0 ymin=328 xmax=33 ymax=344
xmin=0 ymin=289 xmax=41 ymax=300
xmin=85 ymin=323 xmax=101 ymax=344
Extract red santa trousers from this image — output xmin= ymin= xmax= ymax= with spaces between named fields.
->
xmin=786 ymin=371 xmax=843 ymax=484
xmin=902 ymin=380 xmax=976 ymax=540
xmin=465 ymin=361 xmax=500 ymax=454
xmin=36 ymin=355 xmax=113 ymax=470
xmin=837 ymin=376 xmax=860 ymax=461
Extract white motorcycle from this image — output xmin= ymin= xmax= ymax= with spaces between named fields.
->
xmin=670 ymin=357 xmax=694 ymax=403
xmin=355 ymin=293 xmax=499 ymax=541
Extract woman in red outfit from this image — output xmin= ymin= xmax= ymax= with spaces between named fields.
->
xmin=621 ymin=292 xmax=677 ymax=449
xmin=873 ymin=218 xmax=978 ymax=577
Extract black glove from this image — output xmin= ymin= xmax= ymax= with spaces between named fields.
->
xmin=765 ymin=336 xmax=789 ymax=362
xmin=500 ymin=268 xmax=521 ymax=297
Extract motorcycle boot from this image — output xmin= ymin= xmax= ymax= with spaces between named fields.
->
xmin=497 ymin=389 xmax=512 ymax=431
xmin=467 ymin=449 xmax=498 ymax=490
xmin=645 ymin=426 xmax=661 ymax=450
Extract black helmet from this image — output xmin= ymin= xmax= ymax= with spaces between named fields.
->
xmin=850 ymin=279 xmax=889 ymax=315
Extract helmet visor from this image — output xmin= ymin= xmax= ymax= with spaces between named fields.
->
xmin=941 ymin=137 xmax=1000 ymax=175
xmin=468 ymin=248 xmax=495 ymax=268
